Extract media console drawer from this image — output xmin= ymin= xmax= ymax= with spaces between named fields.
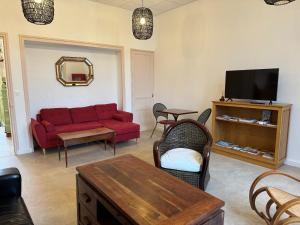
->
xmin=96 ymin=193 xmax=132 ymax=225
xmin=77 ymin=175 xmax=132 ymax=225
xmin=77 ymin=175 xmax=98 ymax=218
xmin=202 ymin=210 xmax=224 ymax=225
xmin=79 ymin=203 xmax=98 ymax=225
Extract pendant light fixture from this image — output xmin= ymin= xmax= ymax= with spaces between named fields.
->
xmin=21 ymin=0 xmax=54 ymax=25
xmin=264 ymin=0 xmax=295 ymax=5
xmin=132 ymin=0 xmax=153 ymax=40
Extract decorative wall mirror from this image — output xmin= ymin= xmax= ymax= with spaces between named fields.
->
xmin=55 ymin=56 xmax=94 ymax=86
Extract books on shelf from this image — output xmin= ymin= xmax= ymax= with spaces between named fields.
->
xmin=264 ymin=124 xmax=277 ymax=128
xmin=261 ymin=152 xmax=275 ymax=159
xmin=215 ymin=140 xmax=234 ymax=148
xmin=239 ymin=118 xmax=257 ymax=123
xmin=215 ymin=140 xmax=274 ymax=160
xmin=216 ymin=114 xmax=276 ymax=127
xmin=241 ymin=147 xmax=260 ymax=156
xmin=216 ymin=115 xmax=238 ymax=122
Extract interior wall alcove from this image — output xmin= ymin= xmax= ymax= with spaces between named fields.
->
xmin=19 ymin=35 xmax=125 ymax=150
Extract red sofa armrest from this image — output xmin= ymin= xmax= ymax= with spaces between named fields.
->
xmin=31 ymin=119 xmax=47 ymax=148
xmin=36 ymin=114 xmax=42 ymax=122
xmin=41 ymin=120 xmax=56 ymax=132
xmin=113 ymin=111 xmax=133 ymax=122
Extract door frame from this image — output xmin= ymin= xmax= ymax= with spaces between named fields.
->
xmin=0 ymin=32 xmax=18 ymax=154
xmin=130 ymin=49 xmax=155 ymax=129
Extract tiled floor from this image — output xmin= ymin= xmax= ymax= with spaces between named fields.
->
xmin=0 ymin=131 xmax=299 ymax=225
xmin=0 ymin=126 xmax=13 ymax=157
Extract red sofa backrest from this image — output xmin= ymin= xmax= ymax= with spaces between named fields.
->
xmin=70 ymin=106 xmax=98 ymax=123
xmin=40 ymin=108 xmax=72 ymax=126
xmin=95 ymin=103 xmax=117 ymax=120
xmin=38 ymin=103 xmax=118 ymax=124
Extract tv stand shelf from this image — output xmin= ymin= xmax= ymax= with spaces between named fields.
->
xmin=213 ymin=144 xmax=275 ymax=164
xmin=212 ymin=101 xmax=291 ymax=169
xmin=215 ymin=117 xmax=278 ymax=129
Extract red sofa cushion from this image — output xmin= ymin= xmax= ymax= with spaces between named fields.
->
xmin=47 ymin=122 xmax=104 ymax=141
xmin=95 ymin=104 xmax=117 ymax=120
xmin=40 ymin=108 xmax=72 ymax=126
xmin=114 ymin=132 xmax=140 ymax=143
xmin=70 ymin=106 xmax=98 ymax=123
xmin=112 ymin=111 xmax=133 ymax=122
xmin=41 ymin=120 xmax=56 ymax=132
xmin=56 ymin=122 xmax=104 ymax=134
xmin=100 ymin=120 xmax=140 ymax=135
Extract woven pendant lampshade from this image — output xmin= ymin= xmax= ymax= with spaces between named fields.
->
xmin=264 ymin=0 xmax=295 ymax=5
xmin=132 ymin=1 xmax=153 ymax=40
xmin=21 ymin=0 xmax=54 ymax=25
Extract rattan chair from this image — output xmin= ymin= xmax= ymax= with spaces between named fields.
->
xmin=153 ymin=119 xmax=213 ymax=190
xmin=150 ymin=103 xmax=175 ymax=138
xmin=197 ymin=108 xmax=212 ymax=125
xmin=249 ymin=170 xmax=300 ymax=225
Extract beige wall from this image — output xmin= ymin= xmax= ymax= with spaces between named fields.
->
xmin=2 ymin=0 xmax=300 ymax=167
xmin=155 ymin=0 xmax=300 ymax=166
xmin=0 ymin=0 xmax=155 ymax=154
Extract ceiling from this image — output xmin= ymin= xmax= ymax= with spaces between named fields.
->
xmin=89 ymin=0 xmax=197 ymax=15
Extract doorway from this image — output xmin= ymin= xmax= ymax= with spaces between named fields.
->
xmin=0 ymin=34 xmax=14 ymax=157
xmin=131 ymin=49 xmax=154 ymax=131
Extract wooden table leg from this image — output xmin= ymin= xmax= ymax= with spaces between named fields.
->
xmin=65 ymin=146 xmax=68 ymax=168
xmin=58 ymin=145 xmax=61 ymax=161
xmin=113 ymin=142 xmax=116 ymax=156
xmin=173 ymin=115 xmax=179 ymax=122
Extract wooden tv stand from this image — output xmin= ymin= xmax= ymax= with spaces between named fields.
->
xmin=212 ymin=101 xmax=291 ymax=169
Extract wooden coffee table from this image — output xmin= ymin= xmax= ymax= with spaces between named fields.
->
xmin=57 ymin=128 xmax=115 ymax=167
xmin=76 ymin=154 xmax=225 ymax=225
xmin=159 ymin=108 xmax=198 ymax=121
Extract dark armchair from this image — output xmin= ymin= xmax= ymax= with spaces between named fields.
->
xmin=0 ymin=168 xmax=34 ymax=225
xmin=153 ymin=119 xmax=213 ymax=190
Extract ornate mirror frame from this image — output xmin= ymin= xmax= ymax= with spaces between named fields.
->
xmin=55 ymin=56 xmax=94 ymax=86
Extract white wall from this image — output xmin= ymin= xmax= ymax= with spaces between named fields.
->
xmin=25 ymin=42 xmax=122 ymax=118
xmin=155 ymin=0 xmax=300 ymax=166
xmin=0 ymin=0 xmax=155 ymax=154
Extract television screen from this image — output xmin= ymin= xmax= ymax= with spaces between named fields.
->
xmin=225 ymin=69 xmax=279 ymax=101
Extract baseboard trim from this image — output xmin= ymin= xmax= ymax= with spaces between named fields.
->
xmin=284 ymin=159 xmax=300 ymax=168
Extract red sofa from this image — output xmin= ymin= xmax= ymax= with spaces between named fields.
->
xmin=31 ymin=103 xmax=140 ymax=150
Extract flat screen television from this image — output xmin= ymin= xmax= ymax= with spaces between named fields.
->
xmin=225 ymin=68 xmax=279 ymax=102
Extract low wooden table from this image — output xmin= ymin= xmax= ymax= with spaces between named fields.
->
xmin=57 ymin=128 xmax=115 ymax=167
xmin=160 ymin=108 xmax=198 ymax=121
xmin=76 ymin=154 xmax=225 ymax=225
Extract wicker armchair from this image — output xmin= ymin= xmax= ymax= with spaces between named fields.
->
xmin=249 ymin=170 xmax=300 ymax=225
xmin=197 ymin=108 xmax=212 ymax=125
xmin=153 ymin=119 xmax=213 ymax=190
xmin=150 ymin=103 xmax=175 ymax=137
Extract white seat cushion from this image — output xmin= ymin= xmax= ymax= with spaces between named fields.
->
xmin=161 ymin=148 xmax=203 ymax=172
